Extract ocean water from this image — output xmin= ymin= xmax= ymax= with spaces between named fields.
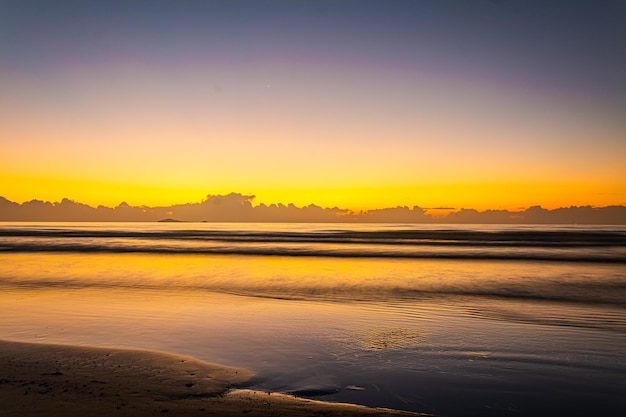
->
xmin=1 ymin=222 xmax=625 ymax=416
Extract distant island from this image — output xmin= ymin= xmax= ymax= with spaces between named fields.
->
xmin=1 ymin=193 xmax=625 ymax=224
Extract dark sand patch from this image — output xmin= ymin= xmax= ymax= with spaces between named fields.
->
xmin=0 ymin=340 xmax=428 ymax=416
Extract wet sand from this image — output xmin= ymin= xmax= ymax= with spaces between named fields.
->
xmin=0 ymin=340 xmax=426 ymax=416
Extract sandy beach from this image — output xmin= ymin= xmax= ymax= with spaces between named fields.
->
xmin=0 ymin=340 xmax=427 ymax=416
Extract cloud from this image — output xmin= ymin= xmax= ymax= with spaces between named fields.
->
xmin=0 ymin=194 xmax=624 ymax=224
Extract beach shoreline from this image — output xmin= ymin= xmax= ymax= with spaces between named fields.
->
xmin=0 ymin=339 xmax=427 ymax=416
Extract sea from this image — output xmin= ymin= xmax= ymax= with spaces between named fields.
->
xmin=1 ymin=222 xmax=625 ymax=416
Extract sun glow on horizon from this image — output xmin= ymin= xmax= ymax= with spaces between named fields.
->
xmin=1 ymin=170 xmax=624 ymax=212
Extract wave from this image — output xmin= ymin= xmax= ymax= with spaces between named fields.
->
xmin=1 ymin=228 xmax=625 ymax=246
xmin=1 ymin=241 xmax=625 ymax=263
xmin=2 ymin=271 xmax=625 ymax=308
xmin=1 ymin=227 xmax=625 ymax=262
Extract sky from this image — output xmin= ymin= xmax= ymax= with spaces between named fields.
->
xmin=1 ymin=0 xmax=625 ymax=212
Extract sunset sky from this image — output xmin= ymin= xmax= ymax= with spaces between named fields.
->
xmin=1 ymin=0 xmax=625 ymax=211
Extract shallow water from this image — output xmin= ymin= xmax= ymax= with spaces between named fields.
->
xmin=1 ymin=222 xmax=625 ymax=416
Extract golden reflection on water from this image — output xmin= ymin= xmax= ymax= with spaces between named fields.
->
xmin=2 ymin=252 xmax=625 ymax=351
xmin=1 ymin=252 xmax=623 ymax=307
